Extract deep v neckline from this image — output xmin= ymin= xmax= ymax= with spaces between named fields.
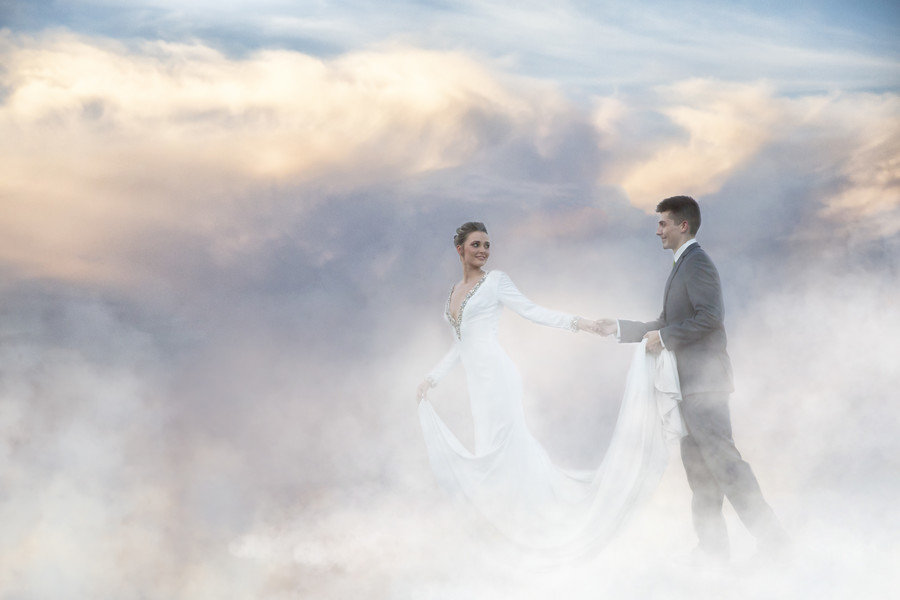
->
xmin=446 ymin=271 xmax=489 ymax=340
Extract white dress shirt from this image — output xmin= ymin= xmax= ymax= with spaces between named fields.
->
xmin=672 ymin=238 xmax=697 ymax=265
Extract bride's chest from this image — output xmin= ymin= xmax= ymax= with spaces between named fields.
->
xmin=455 ymin=285 xmax=500 ymax=321
xmin=446 ymin=279 xmax=497 ymax=315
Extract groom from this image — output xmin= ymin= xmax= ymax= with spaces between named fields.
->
xmin=598 ymin=195 xmax=786 ymax=561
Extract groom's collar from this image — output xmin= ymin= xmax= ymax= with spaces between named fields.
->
xmin=673 ymin=238 xmax=698 ymax=263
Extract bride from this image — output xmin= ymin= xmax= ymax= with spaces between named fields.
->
xmin=416 ymin=221 xmax=685 ymax=562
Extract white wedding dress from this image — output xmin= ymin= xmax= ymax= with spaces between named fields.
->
xmin=418 ymin=270 xmax=684 ymax=562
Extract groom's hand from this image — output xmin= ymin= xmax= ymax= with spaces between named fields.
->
xmin=643 ymin=330 xmax=663 ymax=353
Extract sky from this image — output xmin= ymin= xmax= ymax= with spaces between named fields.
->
xmin=0 ymin=1 xmax=899 ymax=598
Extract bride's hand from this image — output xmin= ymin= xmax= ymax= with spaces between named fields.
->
xmin=416 ymin=379 xmax=433 ymax=403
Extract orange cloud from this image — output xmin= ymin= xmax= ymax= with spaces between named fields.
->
xmin=605 ymin=79 xmax=786 ymax=210
xmin=814 ymin=93 xmax=900 ymax=239
xmin=594 ymin=80 xmax=900 ymax=242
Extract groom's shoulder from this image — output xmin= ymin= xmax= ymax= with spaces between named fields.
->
xmin=683 ymin=244 xmax=719 ymax=271
xmin=685 ymin=243 xmax=711 ymax=261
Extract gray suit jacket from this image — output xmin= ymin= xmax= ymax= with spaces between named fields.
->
xmin=619 ymin=243 xmax=734 ymax=396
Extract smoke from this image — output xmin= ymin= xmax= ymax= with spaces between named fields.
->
xmin=221 ymin=239 xmax=900 ymax=599
xmin=0 ymin=285 xmax=183 ymax=597
xmin=1 ymin=193 xmax=897 ymax=599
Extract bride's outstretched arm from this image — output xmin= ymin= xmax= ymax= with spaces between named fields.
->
xmin=496 ymin=271 xmax=595 ymax=333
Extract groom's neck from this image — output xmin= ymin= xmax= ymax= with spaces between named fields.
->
xmin=671 ymin=236 xmax=696 ymax=254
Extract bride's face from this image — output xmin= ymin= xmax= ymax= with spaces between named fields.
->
xmin=458 ymin=232 xmax=490 ymax=269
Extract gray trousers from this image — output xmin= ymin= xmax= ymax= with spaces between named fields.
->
xmin=679 ymin=392 xmax=783 ymax=556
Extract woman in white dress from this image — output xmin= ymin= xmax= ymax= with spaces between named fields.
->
xmin=416 ymin=222 xmax=685 ymax=562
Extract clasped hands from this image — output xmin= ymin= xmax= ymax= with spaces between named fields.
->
xmin=580 ymin=318 xmax=663 ymax=353
xmin=577 ymin=318 xmax=617 ymax=336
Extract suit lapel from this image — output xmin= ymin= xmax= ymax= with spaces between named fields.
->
xmin=663 ymin=243 xmax=700 ymax=308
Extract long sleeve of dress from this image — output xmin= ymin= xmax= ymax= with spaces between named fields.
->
xmin=426 ymin=343 xmax=460 ymax=385
xmin=495 ymin=271 xmax=576 ymax=331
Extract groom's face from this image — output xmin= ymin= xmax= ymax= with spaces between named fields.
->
xmin=657 ymin=211 xmax=687 ymax=251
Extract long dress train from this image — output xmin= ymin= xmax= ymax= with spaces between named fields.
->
xmin=418 ymin=270 xmax=683 ymax=563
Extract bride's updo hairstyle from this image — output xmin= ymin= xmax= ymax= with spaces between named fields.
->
xmin=454 ymin=222 xmax=488 ymax=247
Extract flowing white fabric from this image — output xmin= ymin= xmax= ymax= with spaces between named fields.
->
xmin=418 ymin=270 xmax=683 ymax=562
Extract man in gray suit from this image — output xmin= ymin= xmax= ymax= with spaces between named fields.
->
xmin=598 ymin=195 xmax=786 ymax=561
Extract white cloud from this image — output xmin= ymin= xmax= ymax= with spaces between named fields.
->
xmin=0 ymin=32 xmax=529 ymax=181
xmin=0 ymin=31 xmax=574 ymax=284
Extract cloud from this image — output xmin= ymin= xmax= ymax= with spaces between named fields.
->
xmin=609 ymin=79 xmax=785 ymax=208
xmin=10 ymin=1 xmax=899 ymax=97
xmin=0 ymin=30 xmax=572 ymax=182
xmin=0 ymin=31 xmax=582 ymax=286
xmin=0 ymin=33 xmax=504 ymax=181
xmin=814 ymin=93 xmax=900 ymax=239
xmin=593 ymin=81 xmax=900 ymax=244
xmin=1 ymin=28 xmax=896 ymax=293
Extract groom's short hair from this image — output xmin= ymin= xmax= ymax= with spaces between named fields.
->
xmin=657 ymin=195 xmax=701 ymax=235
